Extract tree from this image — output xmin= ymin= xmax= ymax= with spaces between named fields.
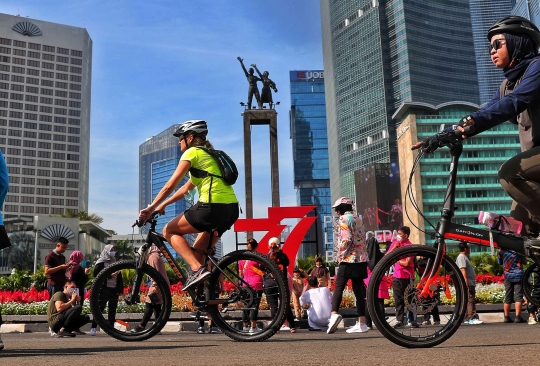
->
xmin=52 ymin=209 xmax=104 ymax=224
xmin=115 ymin=239 xmax=135 ymax=260
xmin=7 ymin=232 xmax=35 ymax=271
xmin=106 ymin=229 xmax=117 ymax=235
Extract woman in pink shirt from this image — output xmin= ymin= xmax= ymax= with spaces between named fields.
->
xmin=239 ymin=238 xmax=264 ymax=333
xmin=387 ymin=226 xmax=417 ymax=328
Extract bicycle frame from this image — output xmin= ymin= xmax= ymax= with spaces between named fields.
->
xmin=420 ymin=140 xmax=531 ymax=296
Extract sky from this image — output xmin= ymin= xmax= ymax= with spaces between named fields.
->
xmin=2 ymin=1 xmax=324 ymax=252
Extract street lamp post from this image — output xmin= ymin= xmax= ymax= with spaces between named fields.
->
xmin=33 ymin=230 xmax=41 ymax=274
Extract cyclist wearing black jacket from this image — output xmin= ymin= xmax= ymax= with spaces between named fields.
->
xmin=422 ymin=16 xmax=540 ymax=236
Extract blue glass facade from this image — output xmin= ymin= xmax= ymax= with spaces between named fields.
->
xmin=289 ymin=70 xmax=332 ymax=258
xmin=513 ymin=0 xmax=540 ymax=30
xmin=321 ymin=0 xmax=480 ymax=201
xmin=139 ymin=125 xmax=195 ymax=258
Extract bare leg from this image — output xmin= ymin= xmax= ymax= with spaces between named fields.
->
xmin=163 ymin=214 xmax=201 ymax=271
xmin=504 ymin=303 xmax=511 ymax=317
xmin=516 ymin=302 xmax=523 ymax=317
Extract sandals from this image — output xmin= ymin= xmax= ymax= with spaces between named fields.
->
xmin=290 ymin=328 xmax=297 ymax=333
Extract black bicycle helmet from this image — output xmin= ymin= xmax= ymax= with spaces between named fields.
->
xmin=173 ymin=120 xmax=208 ymax=137
xmin=487 ymin=16 xmax=540 ymax=48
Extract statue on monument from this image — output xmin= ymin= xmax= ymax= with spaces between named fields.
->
xmin=237 ymin=57 xmax=262 ymax=110
xmin=251 ymin=64 xmax=278 ymax=109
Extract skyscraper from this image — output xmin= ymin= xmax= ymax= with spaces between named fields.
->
xmin=0 ymin=13 xmax=92 ymax=217
xmin=139 ymin=124 xmax=196 ymax=256
xmin=470 ymin=0 xmax=515 ymax=104
xmin=513 ymin=0 xmax=540 ymax=28
xmin=320 ymin=0 xmax=480 ymax=200
xmin=289 ymin=70 xmax=331 ymax=257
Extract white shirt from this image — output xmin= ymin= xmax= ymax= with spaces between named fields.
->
xmin=299 ymin=287 xmax=332 ymax=329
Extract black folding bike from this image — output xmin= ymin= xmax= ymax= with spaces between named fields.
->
xmin=90 ymin=212 xmax=289 ymax=342
xmin=367 ymin=126 xmax=540 ymax=348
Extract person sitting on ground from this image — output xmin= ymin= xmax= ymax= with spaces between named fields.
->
xmin=498 ymin=248 xmax=527 ymax=323
xmin=47 ymin=280 xmax=90 ymax=338
xmin=300 ymin=276 xmax=332 ymax=331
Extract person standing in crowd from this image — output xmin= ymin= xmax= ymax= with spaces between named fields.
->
xmin=498 ymin=248 xmax=527 ymax=323
xmin=291 ymin=268 xmax=306 ymax=320
xmin=265 ymin=237 xmax=297 ymax=333
xmin=239 ymin=238 xmax=263 ymax=333
xmin=66 ymin=250 xmax=90 ymax=306
xmin=47 ymin=280 xmax=90 ymax=337
xmin=327 ymin=197 xmax=369 ymax=334
xmin=133 ymin=244 xmax=171 ymax=332
xmin=310 ymin=256 xmax=331 ymax=289
xmin=300 ymin=276 xmax=332 ymax=331
xmin=44 ymin=237 xmax=70 ymax=298
xmin=0 ymin=149 xmax=9 ymax=350
xmin=89 ymin=245 xmax=123 ymax=336
xmin=456 ymin=242 xmax=483 ymax=325
xmin=387 ymin=226 xmax=418 ymax=328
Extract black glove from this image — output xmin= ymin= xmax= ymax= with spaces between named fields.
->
xmin=458 ymin=115 xmax=473 ymax=127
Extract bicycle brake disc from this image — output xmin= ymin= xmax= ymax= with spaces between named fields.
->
xmin=404 ymin=283 xmax=437 ymax=315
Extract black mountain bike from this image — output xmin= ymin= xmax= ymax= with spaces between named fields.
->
xmin=90 ymin=212 xmax=289 ymax=342
xmin=367 ymin=126 xmax=540 ymax=348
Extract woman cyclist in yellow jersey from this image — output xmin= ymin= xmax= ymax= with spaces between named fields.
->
xmin=138 ymin=120 xmax=239 ymax=290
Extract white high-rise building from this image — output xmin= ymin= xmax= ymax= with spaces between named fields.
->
xmin=0 ymin=13 xmax=92 ymax=218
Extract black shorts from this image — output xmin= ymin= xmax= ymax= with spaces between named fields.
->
xmin=184 ymin=202 xmax=239 ymax=237
xmin=504 ymin=280 xmax=524 ymax=304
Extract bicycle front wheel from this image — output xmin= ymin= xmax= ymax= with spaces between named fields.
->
xmin=206 ymin=250 xmax=289 ymax=342
xmin=367 ymin=245 xmax=467 ymax=348
xmin=89 ymin=260 xmax=172 ymax=342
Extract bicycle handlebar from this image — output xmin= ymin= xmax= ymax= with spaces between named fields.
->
xmin=412 ymin=125 xmax=476 ymax=153
xmin=133 ymin=211 xmax=160 ymax=228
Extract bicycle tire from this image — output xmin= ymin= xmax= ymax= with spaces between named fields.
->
xmin=367 ymin=245 xmax=467 ymax=348
xmin=89 ymin=259 xmax=172 ymax=342
xmin=522 ymin=263 xmax=540 ymax=307
xmin=206 ymin=250 xmax=289 ymax=342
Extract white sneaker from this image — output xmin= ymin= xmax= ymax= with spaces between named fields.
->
xmin=346 ymin=321 xmax=369 ymax=333
xmin=529 ymin=316 xmax=537 ymax=325
xmin=280 ymin=325 xmax=290 ymax=331
xmin=89 ymin=328 xmax=96 ymax=336
xmin=49 ymin=327 xmax=56 ymax=337
xmin=249 ymin=326 xmax=262 ymax=333
xmin=327 ymin=313 xmax=342 ymax=334
xmin=469 ymin=318 xmax=483 ymax=325
xmin=422 ymin=320 xmax=431 ymax=325
xmin=242 ymin=326 xmax=250 ymax=332
xmin=210 ymin=327 xmax=221 ymax=334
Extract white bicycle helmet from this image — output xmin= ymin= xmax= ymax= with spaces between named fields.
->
xmin=173 ymin=120 xmax=208 ymax=137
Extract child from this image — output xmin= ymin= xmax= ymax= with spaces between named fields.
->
xmin=291 ymin=268 xmax=306 ymax=320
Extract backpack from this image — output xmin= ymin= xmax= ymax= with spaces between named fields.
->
xmin=189 ymin=147 xmax=238 ymax=186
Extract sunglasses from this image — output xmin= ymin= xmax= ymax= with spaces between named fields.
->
xmin=488 ymin=39 xmax=506 ymax=52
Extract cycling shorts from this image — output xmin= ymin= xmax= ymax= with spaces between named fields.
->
xmin=184 ymin=202 xmax=239 ymax=237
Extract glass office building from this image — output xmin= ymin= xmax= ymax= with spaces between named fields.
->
xmin=513 ymin=0 xmax=540 ymax=29
xmin=320 ymin=0 xmax=480 ymax=201
xmin=394 ymin=102 xmax=520 ymax=252
xmin=470 ymin=1 xmax=515 ymax=104
xmin=139 ymin=125 xmax=199 ymax=257
xmin=289 ymin=70 xmax=332 ymax=258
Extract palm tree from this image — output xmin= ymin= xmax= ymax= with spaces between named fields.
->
xmin=50 ymin=209 xmax=104 ymax=224
xmin=115 ymin=239 xmax=135 ymax=260
xmin=7 ymin=232 xmax=35 ymax=271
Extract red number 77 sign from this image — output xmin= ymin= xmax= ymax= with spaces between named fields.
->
xmin=233 ymin=206 xmax=317 ymax=274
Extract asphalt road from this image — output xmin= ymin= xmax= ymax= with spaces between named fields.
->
xmin=1 ymin=322 xmax=538 ymax=366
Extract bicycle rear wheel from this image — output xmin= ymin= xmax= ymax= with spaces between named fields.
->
xmin=523 ymin=263 xmax=540 ymax=307
xmin=367 ymin=245 xmax=467 ymax=348
xmin=206 ymin=250 xmax=288 ymax=342
xmin=89 ymin=260 xmax=172 ymax=341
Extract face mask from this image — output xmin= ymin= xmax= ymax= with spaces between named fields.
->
xmin=316 ymin=264 xmax=322 ymax=267
xmin=396 ymin=235 xmax=403 ymax=242
xmin=109 ymin=251 xmax=116 ymax=256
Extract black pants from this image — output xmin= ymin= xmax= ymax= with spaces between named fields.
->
xmin=331 ymin=274 xmax=366 ymax=316
xmin=242 ymin=290 xmax=263 ymax=323
xmin=264 ymin=283 xmax=295 ymax=329
xmin=47 ymin=284 xmax=64 ymax=299
xmin=56 ymin=305 xmax=90 ymax=332
xmin=140 ymin=303 xmax=162 ymax=328
xmin=91 ymin=287 xmax=119 ymax=328
xmin=393 ymin=278 xmax=415 ymax=323
xmin=365 ymin=298 xmax=385 ymax=327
